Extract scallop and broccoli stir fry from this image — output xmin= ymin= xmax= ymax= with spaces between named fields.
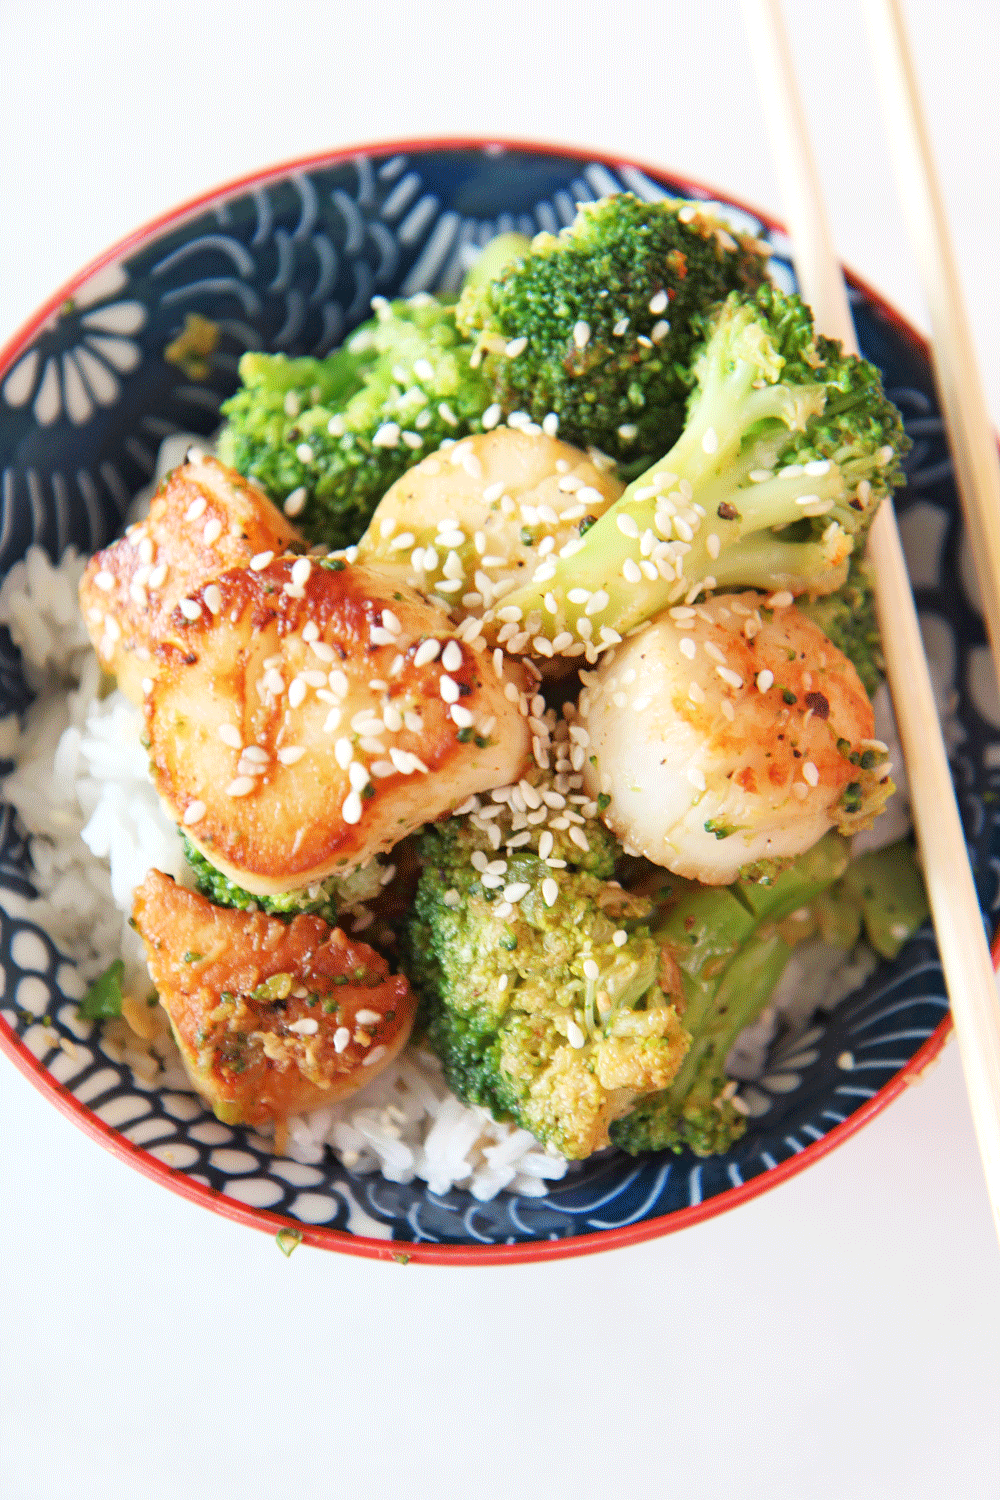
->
xmin=79 ymin=192 xmax=928 ymax=1163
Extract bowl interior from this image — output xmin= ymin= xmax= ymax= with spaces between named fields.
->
xmin=1 ymin=141 xmax=989 ymax=1261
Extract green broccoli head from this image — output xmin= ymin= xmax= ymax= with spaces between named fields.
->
xmin=404 ymin=797 xmax=689 ymax=1159
xmin=216 ymin=295 xmax=492 ymax=549
xmin=486 ymin=285 xmax=911 ymax=658
xmin=456 ymin=194 xmax=771 ymax=468
xmin=798 ymin=558 xmax=884 ymax=698
xmin=181 ymin=834 xmax=383 ymax=926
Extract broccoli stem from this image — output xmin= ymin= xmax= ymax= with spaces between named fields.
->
xmin=610 ymin=834 xmax=850 ymax=1156
xmin=486 ymin=288 xmax=905 ymax=650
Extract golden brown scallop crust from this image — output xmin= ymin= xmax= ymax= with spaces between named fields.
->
xmin=133 ymin=869 xmax=415 ymax=1126
xmin=145 ymin=557 xmax=531 ymax=894
xmin=78 ymin=457 xmax=302 ymax=704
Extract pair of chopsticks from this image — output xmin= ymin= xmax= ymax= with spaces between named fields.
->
xmin=741 ymin=0 xmax=1000 ymax=1246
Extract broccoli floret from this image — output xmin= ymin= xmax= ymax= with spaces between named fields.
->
xmin=403 ymin=793 xmax=689 ymax=1160
xmin=489 ymin=286 xmax=911 ymax=652
xmin=798 ymin=558 xmax=884 ymax=697
xmin=456 ymin=193 xmax=770 ymax=468
xmin=611 ymin=832 xmax=850 ymax=1156
xmin=181 ymin=834 xmax=382 ymax=926
xmin=217 ymin=295 xmax=492 ymax=549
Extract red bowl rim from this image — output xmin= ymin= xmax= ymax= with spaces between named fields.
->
xmin=0 ymin=133 xmax=963 ymax=1265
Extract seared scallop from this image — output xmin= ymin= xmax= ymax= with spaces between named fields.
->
xmin=79 ymin=455 xmax=302 ymax=703
xmin=133 ymin=869 xmax=415 ymax=1126
xmin=145 ymin=556 xmax=531 ymax=895
xmin=356 ymin=428 xmax=623 ymax=643
xmin=581 ymin=591 xmax=889 ymax=884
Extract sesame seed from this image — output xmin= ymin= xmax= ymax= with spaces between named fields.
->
xmin=185 ymin=496 xmax=207 ymax=522
xmin=632 ymin=696 xmax=652 ymax=713
xmin=347 ymin=762 xmax=370 ymax=794
xmin=148 ymin=563 xmax=168 ymax=588
xmin=687 ymin=766 xmax=706 ymax=791
xmin=505 ymin=336 xmax=528 ymax=357
xmin=543 ymin=413 xmax=559 ymax=436
xmin=277 ymin=746 xmax=305 ymax=766
xmin=799 ymin=497 xmax=835 ymax=517
xmin=583 ymin=958 xmax=600 ymax=981
xmin=286 ymin=1016 xmax=319 ymax=1037
xmin=202 ymin=517 xmax=223 ymax=546
xmin=689 ymin=681 xmax=706 ymax=704
xmin=226 ymin=776 xmax=255 ymax=798
xmin=218 ymin=724 xmax=242 ymax=749
xmin=767 ymin=590 xmax=794 ymax=609
xmin=649 ymin=289 xmax=668 ymax=314
xmin=202 ymin=584 xmax=222 ymax=617
xmin=585 ymin=590 xmax=609 ymax=616
xmin=250 ymin=551 xmax=274 ymax=571
xmin=612 ymin=929 xmax=628 ymax=947
xmin=439 ymin=675 xmax=459 ymax=703
xmin=373 ymin=422 xmax=400 ymax=448
xmin=613 ymin=317 xmax=629 ymax=336
xmin=441 ymin=640 xmax=463 ymax=673
xmin=573 ymin=320 xmax=591 ymax=349
xmin=481 ymin=403 xmax=502 ymax=430
xmin=263 ymin=668 xmax=285 ymax=695
xmin=702 ymin=428 xmax=718 ymax=455
xmin=179 ymin=598 xmax=202 ymax=620
xmin=679 ymin=636 xmax=697 ymax=659
xmin=802 ymin=761 xmax=820 ymax=787
xmin=717 ymin=666 xmax=743 ymax=689
xmin=413 ymin=638 xmax=443 ymax=672
xmin=138 ymin=537 xmax=154 ymax=565
xmin=552 ymin=631 xmax=574 ymax=652
xmin=567 ymin=1021 xmax=586 ymax=1049
xmin=650 ymin=319 xmax=670 ymax=343
xmin=284 ymin=487 xmax=308 ymax=518
xmin=542 ymin=878 xmax=559 ymax=907
xmin=182 ymin=800 xmax=206 ymax=826
xmin=617 ymin=513 xmax=640 ymax=540
xmin=342 ymin=790 xmax=363 ymax=824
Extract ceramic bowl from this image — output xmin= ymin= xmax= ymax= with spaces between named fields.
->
xmin=1 ymin=140 xmax=987 ymax=1263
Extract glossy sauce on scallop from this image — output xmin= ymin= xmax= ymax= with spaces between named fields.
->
xmin=581 ymin=591 xmax=880 ymax=883
xmin=146 ymin=556 xmax=531 ymax=895
xmin=79 ymin=457 xmax=302 ymax=704
xmin=133 ymin=869 xmax=415 ymax=1126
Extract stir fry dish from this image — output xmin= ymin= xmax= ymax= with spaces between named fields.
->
xmin=78 ymin=192 xmax=928 ymax=1161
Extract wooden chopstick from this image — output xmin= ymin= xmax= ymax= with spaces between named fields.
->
xmin=864 ymin=0 xmax=1000 ymax=665
xmin=741 ymin=0 xmax=1000 ymax=1247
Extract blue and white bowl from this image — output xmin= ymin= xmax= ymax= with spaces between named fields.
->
xmin=0 ymin=139 xmax=988 ymax=1263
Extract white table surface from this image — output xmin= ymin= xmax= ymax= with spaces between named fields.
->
xmin=2 ymin=4 xmax=999 ymax=1497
